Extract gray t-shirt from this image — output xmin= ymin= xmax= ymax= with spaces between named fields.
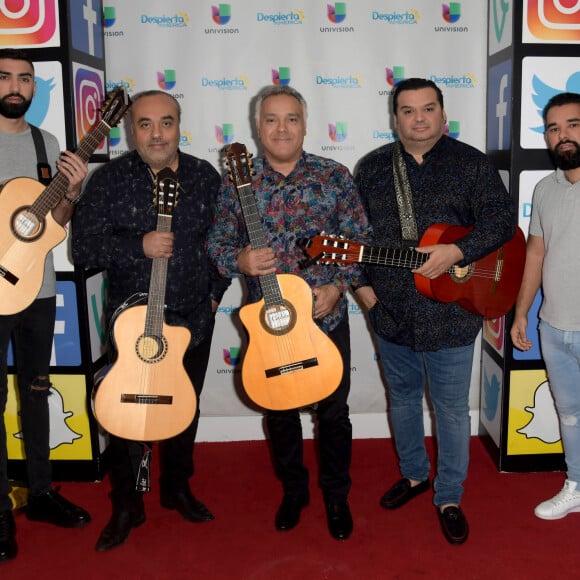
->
xmin=529 ymin=168 xmax=580 ymax=330
xmin=0 ymin=126 xmax=60 ymax=299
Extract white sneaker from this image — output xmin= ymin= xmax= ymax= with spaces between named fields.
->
xmin=534 ymin=480 xmax=580 ymax=520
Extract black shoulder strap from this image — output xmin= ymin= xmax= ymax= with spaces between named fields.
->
xmin=29 ymin=124 xmax=52 ymax=185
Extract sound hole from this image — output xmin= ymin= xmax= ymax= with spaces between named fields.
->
xmin=450 ymin=264 xmax=474 ymax=284
xmin=12 ymin=207 xmax=44 ymax=242
xmin=260 ymin=300 xmax=297 ymax=336
xmin=135 ymin=334 xmax=167 ymax=363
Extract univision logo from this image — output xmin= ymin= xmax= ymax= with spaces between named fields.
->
xmin=327 ymin=2 xmax=347 ymax=23
xmin=212 ymin=3 xmax=231 ymax=25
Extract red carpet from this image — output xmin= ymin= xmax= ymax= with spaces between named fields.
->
xmin=4 ymin=437 xmax=579 ymax=579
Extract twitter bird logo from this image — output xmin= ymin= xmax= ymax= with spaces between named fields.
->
xmin=25 ymin=76 xmax=56 ymax=127
xmin=530 ymin=71 xmax=580 ymax=133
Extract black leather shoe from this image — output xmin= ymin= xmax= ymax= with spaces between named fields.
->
xmin=380 ymin=478 xmax=430 ymax=510
xmin=26 ymin=489 xmax=90 ymax=528
xmin=161 ymin=490 xmax=214 ymax=523
xmin=325 ymin=502 xmax=353 ymax=540
xmin=438 ymin=505 xmax=469 ymax=545
xmin=274 ymin=496 xmax=309 ymax=531
xmin=0 ymin=510 xmax=17 ymax=562
xmin=95 ymin=510 xmax=146 ymax=552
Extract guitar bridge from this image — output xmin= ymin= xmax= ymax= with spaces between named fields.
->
xmin=265 ymin=357 xmax=318 ymax=378
xmin=120 ymin=394 xmax=173 ymax=405
xmin=0 ymin=265 xmax=18 ymax=285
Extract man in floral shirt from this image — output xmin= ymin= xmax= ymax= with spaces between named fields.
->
xmin=208 ymin=85 xmax=371 ymax=541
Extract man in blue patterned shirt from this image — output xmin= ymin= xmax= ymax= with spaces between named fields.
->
xmin=208 ymin=85 xmax=371 ymax=540
xmin=355 ymin=78 xmax=515 ymax=545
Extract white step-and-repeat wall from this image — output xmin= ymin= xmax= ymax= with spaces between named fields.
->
xmin=97 ymin=1 xmax=489 ymax=440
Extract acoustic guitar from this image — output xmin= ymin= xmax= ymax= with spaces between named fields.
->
xmin=93 ymin=168 xmax=197 ymax=441
xmin=301 ymin=224 xmax=526 ymax=319
xmin=225 ymin=142 xmax=343 ymax=410
xmin=0 ymin=86 xmax=131 ymax=315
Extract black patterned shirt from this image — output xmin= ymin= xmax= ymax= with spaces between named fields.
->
xmin=355 ymin=136 xmax=515 ymax=351
xmin=72 ymin=150 xmax=230 ymax=347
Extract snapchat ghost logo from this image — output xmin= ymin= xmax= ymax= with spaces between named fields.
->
xmin=14 ymin=386 xmax=82 ymax=449
xmin=517 ymin=380 xmax=561 ymax=444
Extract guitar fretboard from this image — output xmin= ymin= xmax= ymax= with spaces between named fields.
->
xmin=361 ymin=245 xmax=429 ymax=270
xmin=29 ymin=120 xmax=112 ymax=220
xmin=236 ymin=182 xmax=284 ymax=308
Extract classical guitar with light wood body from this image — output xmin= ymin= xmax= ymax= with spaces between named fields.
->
xmin=302 ymin=224 xmax=526 ymax=319
xmin=225 ymin=142 xmax=343 ymax=411
xmin=93 ymin=168 xmax=197 ymax=442
xmin=0 ymin=86 xmax=131 ymax=315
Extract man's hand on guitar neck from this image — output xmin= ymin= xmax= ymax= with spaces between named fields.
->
xmin=237 ymin=245 xmax=276 ymax=276
xmin=413 ymin=243 xmax=464 ymax=279
xmin=52 ymin=151 xmax=88 ymax=225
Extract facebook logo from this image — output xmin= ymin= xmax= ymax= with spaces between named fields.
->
xmin=487 ymin=60 xmax=511 ymax=151
xmin=70 ymin=0 xmax=104 ymax=58
xmin=7 ymin=281 xmax=82 ymax=368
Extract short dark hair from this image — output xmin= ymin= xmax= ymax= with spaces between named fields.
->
xmin=392 ymin=78 xmax=444 ymax=114
xmin=542 ymin=92 xmax=580 ymax=126
xmin=0 ymin=48 xmax=34 ymax=72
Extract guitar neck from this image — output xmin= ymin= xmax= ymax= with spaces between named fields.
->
xmin=236 ymin=182 xmax=283 ymax=307
xmin=360 ymin=245 xmax=429 ymax=270
xmin=30 ymin=119 xmax=111 ymax=219
xmin=145 ymin=214 xmax=171 ymax=336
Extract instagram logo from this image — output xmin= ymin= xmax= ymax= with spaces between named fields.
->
xmin=527 ymin=0 xmax=580 ymax=40
xmin=74 ymin=67 xmax=104 ymax=147
xmin=0 ymin=0 xmax=57 ymax=45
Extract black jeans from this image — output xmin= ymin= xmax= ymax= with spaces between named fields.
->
xmin=0 ymin=297 xmax=56 ymax=511
xmin=105 ymin=328 xmax=215 ymax=512
xmin=265 ymin=316 xmax=352 ymax=504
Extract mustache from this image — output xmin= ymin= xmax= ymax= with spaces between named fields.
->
xmin=556 ymin=139 xmax=580 ymax=150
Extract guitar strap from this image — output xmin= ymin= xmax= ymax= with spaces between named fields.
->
xmin=30 ymin=124 xmax=53 ymax=186
xmin=392 ymin=140 xmax=418 ymax=248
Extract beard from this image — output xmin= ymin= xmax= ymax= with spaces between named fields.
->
xmin=0 ymin=94 xmax=32 ymax=119
xmin=552 ymin=139 xmax=580 ymax=171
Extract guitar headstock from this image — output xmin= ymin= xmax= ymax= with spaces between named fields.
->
xmin=154 ymin=167 xmax=179 ymax=216
xmin=301 ymin=234 xmax=362 ymax=264
xmin=225 ymin=142 xmax=254 ymax=187
xmin=100 ymin=85 xmax=132 ymax=128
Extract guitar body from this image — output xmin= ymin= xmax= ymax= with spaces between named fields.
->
xmin=0 ymin=86 xmax=131 ymax=316
xmin=0 ymin=177 xmax=66 ymax=315
xmin=302 ymin=223 xmax=527 ymax=319
xmin=414 ymin=223 xmax=526 ymax=319
xmin=94 ymin=303 xmax=197 ymax=441
xmin=239 ymin=274 xmax=344 ymax=410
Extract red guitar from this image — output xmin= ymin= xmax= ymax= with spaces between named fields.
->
xmin=302 ymin=223 xmax=526 ymax=319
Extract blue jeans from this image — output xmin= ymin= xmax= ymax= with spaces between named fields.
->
xmin=376 ymin=335 xmax=474 ymax=507
xmin=539 ymin=320 xmax=580 ymax=483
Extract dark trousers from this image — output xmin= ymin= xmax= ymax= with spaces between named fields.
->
xmin=265 ymin=316 xmax=352 ymax=504
xmin=106 ymin=329 xmax=214 ymax=512
xmin=0 ymin=297 xmax=56 ymax=511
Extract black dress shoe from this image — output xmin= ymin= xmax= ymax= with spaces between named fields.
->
xmin=26 ymin=489 xmax=91 ymax=528
xmin=0 ymin=510 xmax=17 ymax=562
xmin=95 ymin=510 xmax=146 ymax=552
xmin=325 ymin=502 xmax=353 ymax=540
xmin=380 ymin=478 xmax=430 ymax=510
xmin=438 ymin=505 xmax=469 ymax=545
xmin=275 ymin=496 xmax=309 ymax=531
xmin=161 ymin=490 xmax=214 ymax=522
